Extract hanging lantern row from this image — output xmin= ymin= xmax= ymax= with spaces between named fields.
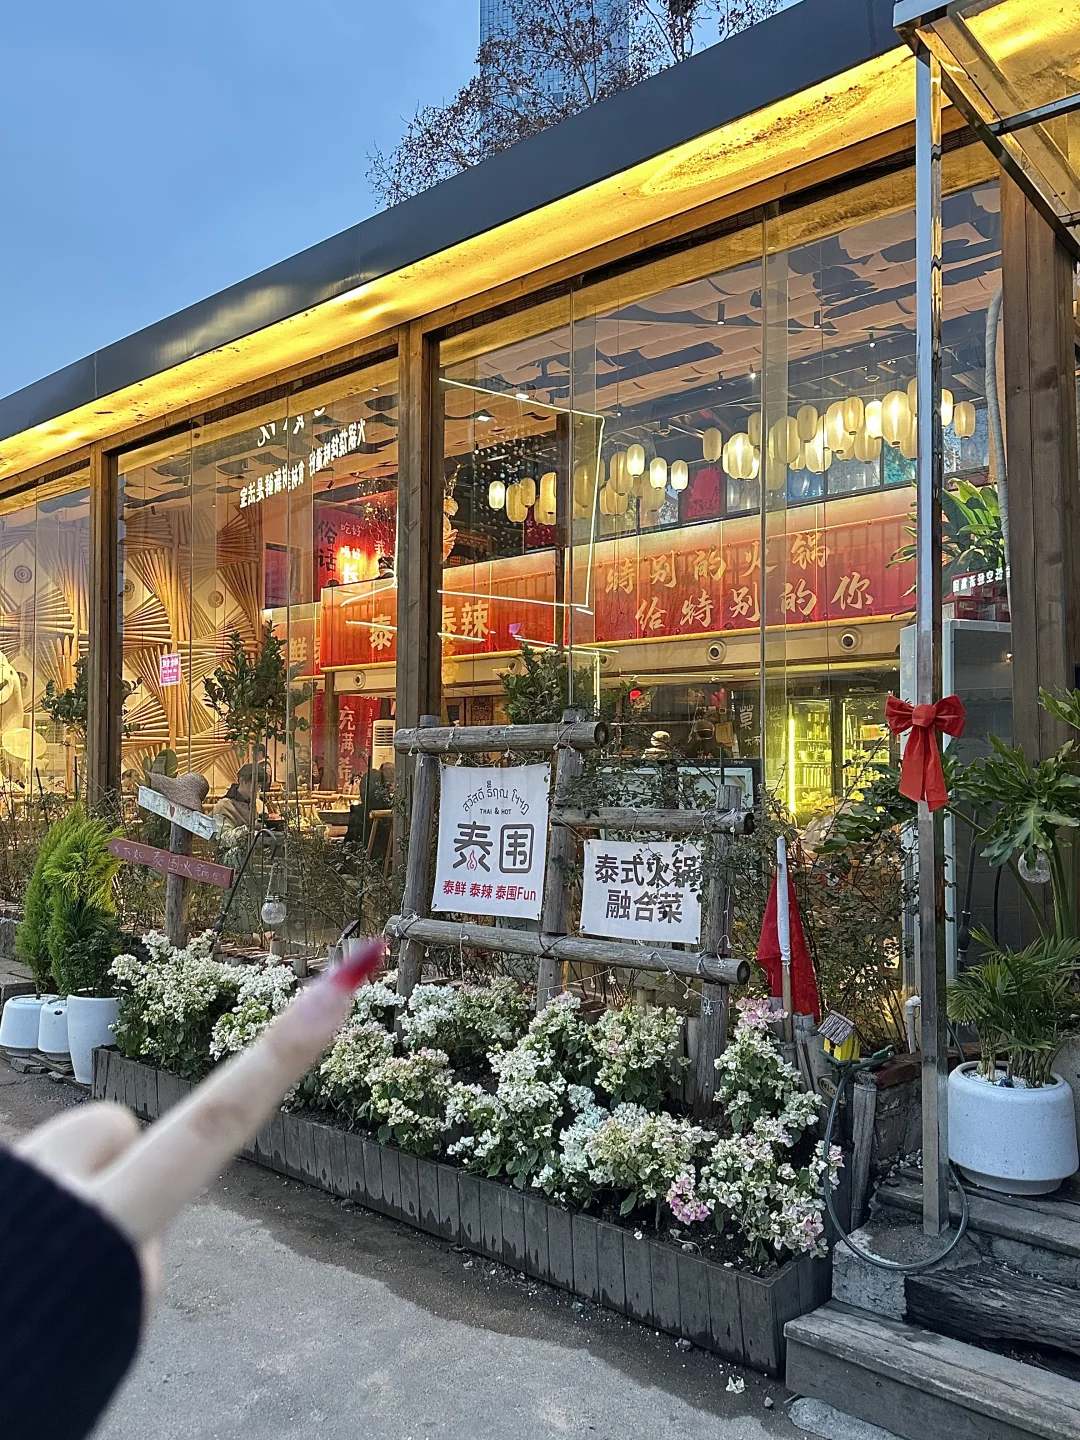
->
xmin=701 ymin=386 xmax=977 ymax=475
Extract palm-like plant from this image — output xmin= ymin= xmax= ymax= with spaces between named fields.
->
xmin=949 ymin=933 xmax=1080 ymax=1086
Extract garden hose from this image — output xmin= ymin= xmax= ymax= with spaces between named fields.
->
xmin=822 ymin=1048 xmax=970 ymax=1273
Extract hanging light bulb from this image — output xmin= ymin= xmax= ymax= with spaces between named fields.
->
xmin=853 ymin=428 xmax=882 ymax=463
xmin=670 ymin=459 xmax=689 ymax=491
xmin=842 ymin=396 xmax=864 ymax=434
xmin=824 ymin=401 xmax=848 ymax=454
xmin=953 ymin=400 xmax=976 ymax=439
xmin=796 ymin=404 xmax=819 ymax=443
xmin=880 ymin=391 xmax=911 ymax=446
xmin=940 ymin=388 xmax=954 ymax=428
xmin=702 ymin=428 xmax=723 ymax=463
xmin=747 ymin=411 xmax=762 ymax=448
xmin=864 ymin=399 xmax=883 ymax=440
xmin=626 ymin=443 xmax=646 ymax=477
xmin=518 ymin=476 xmax=537 ymax=508
xmin=261 ymin=861 xmax=287 ymax=929
xmin=649 ymin=456 xmax=668 ymax=491
xmin=488 ymin=479 xmax=506 ymax=510
xmin=1019 ymin=850 xmax=1052 ymax=885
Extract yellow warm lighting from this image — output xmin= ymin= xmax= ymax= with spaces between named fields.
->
xmin=649 ymin=456 xmax=668 ymax=490
xmin=518 ymin=476 xmax=537 ymax=507
xmin=626 ymin=444 xmax=646 ymax=477
xmin=535 ymin=471 xmax=558 ymax=524
xmin=824 ymin=401 xmax=849 ymax=454
xmin=796 ymin=404 xmax=819 ymax=443
xmin=747 ymin=411 xmax=762 ymax=448
xmin=670 ymin=459 xmax=689 ymax=491
xmin=723 ymin=432 xmax=756 ymax=482
xmin=488 ymin=479 xmax=506 ymax=510
xmin=953 ymin=399 xmax=976 ymax=439
xmin=769 ymin=416 xmax=801 ymax=466
xmin=940 ymin=388 xmax=954 ymax=429
xmin=880 ymin=390 xmax=910 ymax=446
xmin=804 ymin=423 xmax=832 ymax=475
xmin=506 ymin=484 xmax=529 ymax=523
xmin=900 ymin=427 xmax=918 ymax=460
xmin=907 ymin=377 xmax=919 ymax=413
xmin=842 ymin=395 xmax=864 ymax=434
xmin=853 ymin=427 xmax=882 ymax=463
xmin=864 ymin=399 xmax=883 ymax=439
xmin=608 ymin=451 xmax=629 ymax=492
xmin=702 ymin=428 xmax=723 ymax=463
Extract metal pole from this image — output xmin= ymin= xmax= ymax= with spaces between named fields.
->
xmin=915 ymin=45 xmax=950 ymax=1237
xmin=776 ymin=835 xmax=794 ymax=1041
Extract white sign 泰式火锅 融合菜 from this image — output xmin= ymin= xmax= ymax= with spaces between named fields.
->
xmin=432 ymin=763 xmax=550 ymax=921
xmin=580 ymin=839 xmax=702 ymax=945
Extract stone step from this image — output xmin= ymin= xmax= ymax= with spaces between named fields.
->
xmin=876 ymin=1168 xmax=1080 ymax=1284
xmin=906 ymin=1260 xmax=1080 ymax=1364
xmin=786 ymin=1301 xmax=1080 ymax=1440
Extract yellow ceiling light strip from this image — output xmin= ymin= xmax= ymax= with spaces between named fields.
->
xmin=0 ymin=48 xmax=914 ymax=485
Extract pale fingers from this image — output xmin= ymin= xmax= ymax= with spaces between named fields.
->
xmin=15 ymin=1102 xmax=141 ymax=1185
xmin=90 ymin=942 xmax=384 ymax=1245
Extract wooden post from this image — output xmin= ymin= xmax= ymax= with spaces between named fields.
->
xmin=1002 ymin=175 xmax=1080 ymax=762
xmin=86 ymin=443 xmax=121 ymax=812
xmin=537 ymin=707 xmax=587 ymax=1011
xmin=692 ymin=783 xmax=742 ymax=1119
xmin=164 ymin=822 xmax=192 ymax=947
xmin=395 ymin=714 xmax=441 ymax=1000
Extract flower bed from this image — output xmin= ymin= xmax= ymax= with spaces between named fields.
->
xmin=93 ymin=1047 xmax=828 ymax=1374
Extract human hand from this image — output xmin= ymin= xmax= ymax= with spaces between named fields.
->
xmin=13 ymin=937 xmax=386 ymax=1301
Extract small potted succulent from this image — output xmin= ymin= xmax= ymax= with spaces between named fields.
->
xmin=948 ymin=933 xmax=1080 ymax=1194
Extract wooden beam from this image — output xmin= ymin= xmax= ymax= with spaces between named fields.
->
xmin=86 ymin=443 xmax=120 ymax=810
xmin=394 ymin=720 xmax=608 ymax=754
xmin=1002 ymin=175 xmax=1080 ymax=760
xmin=396 ymin=321 xmax=443 ymax=737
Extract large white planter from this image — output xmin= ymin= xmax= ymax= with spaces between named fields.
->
xmin=0 ymin=994 xmax=57 ymax=1056
xmin=949 ymin=1060 xmax=1079 ymax=1195
xmin=37 ymin=999 xmax=69 ymax=1061
xmin=66 ymin=996 xmax=119 ymax=1085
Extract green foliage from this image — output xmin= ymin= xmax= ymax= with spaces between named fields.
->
xmin=40 ymin=657 xmax=135 ymax=745
xmin=817 ymin=763 xmax=916 ymax=852
xmin=500 ymin=641 xmax=595 ymax=724
xmin=16 ymin=808 xmax=82 ymax=991
xmin=891 ymin=478 xmax=1005 ymax=578
xmin=44 ymin=811 xmax=122 ymax=997
xmin=949 ymin=933 xmax=1080 ymax=1086
xmin=203 ymin=624 xmax=314 ymax=755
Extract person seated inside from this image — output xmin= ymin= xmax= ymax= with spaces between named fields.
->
xmin=212 ymin=764 xmax=254 ymax=832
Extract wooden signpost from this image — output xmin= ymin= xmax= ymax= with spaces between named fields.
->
xmin=127 ymin=780 xmax=225 ymax=946
xmin=387 ymin=711 xmax=753 ymax=1115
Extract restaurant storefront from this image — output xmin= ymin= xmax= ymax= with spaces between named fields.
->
xmin=0 ymin=0 xmax=1068 ymax=866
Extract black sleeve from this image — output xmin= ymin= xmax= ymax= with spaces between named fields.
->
xmin=0 ymin=1145 xmax=143 ymax=1440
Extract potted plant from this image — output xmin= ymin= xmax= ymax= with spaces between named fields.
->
xmin=40 ymin=806 xmax=123 ymax=1083
xmin=948 ymin=933 xmax=1080 ymax=1194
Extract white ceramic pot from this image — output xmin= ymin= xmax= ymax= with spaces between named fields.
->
xmin=0 ymin=994 xmax=57 ymax=1056
xmin=65 ymin=995 xmax=119 ymax=1085
xmin=949 ymin=1060 xmax=1080 ymax=1195
xmin=37 ymin=998 xmax=69 ymax=1061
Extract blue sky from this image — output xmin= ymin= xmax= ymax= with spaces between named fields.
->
xmin=0 ymin=1 xmax=479 ymax=398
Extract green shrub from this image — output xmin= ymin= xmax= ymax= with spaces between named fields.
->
xmin=16 ymin=808 xmax=82 ymax=991
xmin=45 ymin=810 xmax=122 ymax=997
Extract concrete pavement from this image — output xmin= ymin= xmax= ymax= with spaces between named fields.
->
xmin=0 ymin=1065 xmax=813 ymax=1440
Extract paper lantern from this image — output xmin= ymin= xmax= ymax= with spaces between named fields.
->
xmin=796 ymin=404 xmax=819 ymax=443
xmin=907 ymin=377 xmax=919 ymax=413
xmin=953 ymin=400 xmax=976 ymax=439
xmin=824 ymin=402 xmax=849 ymax=454
xmin=517 ymin=476 xmax=537 ymax=508
xmin=626 ymin=444 xmax=646 ymax=477
xmin=833 ymin=431 xmax=855 ymax=462
xmin=769 ymin=416 xmax=801 ymax=466
xmin=853 ymin=428 xmax=882 ymax=463
xmin=794 ymin=441 xmax=807 ymax=471
xmin=649 ymin=456 xmax=668 ymax=491
xmin=880 ymin=391 xmax=911 ymax=446
xmin=702 ymin=428 xmax=723 ymax=463
xmin=572 ymin=464 xmax=591 ymax=509
xmin=640 ymin=506 xmax=658 ymax=528
xmin=748 ymin=411 xmax=762 ymax=448
xmin=900 ymin=427 xmax=918 ymax=460
xmin=749 ymin=447 xmax=761 ymax=481
xmin=506 ymin=484 xmax=528 ymax=523
xmin=488 ymin=480 xmax=506 ymax=510
xmin=804 ymin=424 xmax=831 ymax=475
xmin=842 ymin=396 xmax=864 ymax=434
xmin=723 ymin=432 xmax=756 ymax=482
xmin=535 ymin=472 xmax=558 ymax=524
xmin=864 ymin=399 xmax=883 ymax=439
xmin=940 ymin=388 xmax=954 ymax=429
xmin=670 ymin=460 xmax=689 ymax=491
xmin=608 ymin=451 xmax=629 ymax=492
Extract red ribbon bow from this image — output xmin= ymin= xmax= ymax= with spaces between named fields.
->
xmin=885 ymin=694 xmax=966 ymax=812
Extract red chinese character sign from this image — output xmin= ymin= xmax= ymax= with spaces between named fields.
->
xmin=580 ymin=840 xmax=702 ymax=945
xmin=432 ymin=764 xmax=551 ymax=921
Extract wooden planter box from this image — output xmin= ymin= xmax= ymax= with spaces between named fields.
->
xmin=94 ymin=1048 xmax=828 ymax=1375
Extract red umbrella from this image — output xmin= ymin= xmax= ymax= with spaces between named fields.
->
xmin=757 ymin=840 xmax=821 ymax=1023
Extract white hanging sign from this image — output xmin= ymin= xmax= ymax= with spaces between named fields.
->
xmin=432 ymin=763 xmax=550 ymax=921
xmin=580 ymin=839 xmax=702 ymax=945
